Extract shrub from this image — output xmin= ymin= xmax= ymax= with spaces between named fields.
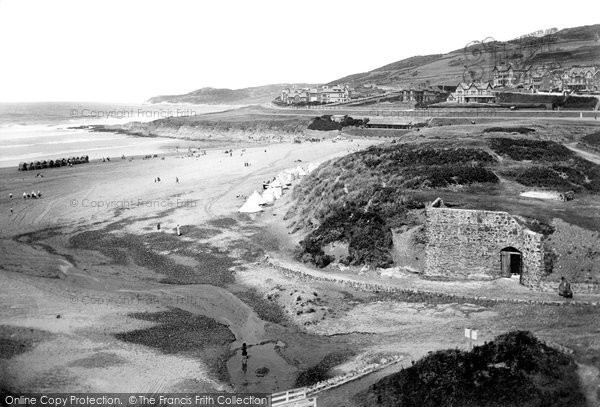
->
xmin=489 ymin=138 xmax=573 ymax=162
xmin=307 ymin=115 xmax=367 ymax=131
xmin=581 ymin=131 xmax=600 ymax=147
xmin=297 ymin=206 xmax=393 ymax=268
xmin=483 ymin=127 xmax=536 ymax=134
xmin=308 ymin=116 xmax=342 ymax=131
xmin=358 ymin=331 xmax=586 ymax=407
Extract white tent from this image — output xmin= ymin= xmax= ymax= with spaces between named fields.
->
xmin=249 ymin=190 xmax=267 ymax=206
xmin=271 ymin=186 xmax=283 ymax=199
xmin=277 ymin=172 xmax=293 ymax=185
xmin=262 ymin=188 xmax=276 ymax=204
xmin=283 ymin=168 xmax=297 ymax=180
xmin=238 ymin=191 xmax=265 ymax=213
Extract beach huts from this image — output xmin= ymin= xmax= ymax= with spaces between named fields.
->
xmin=18 ymin=155 xmax=90 ymax=171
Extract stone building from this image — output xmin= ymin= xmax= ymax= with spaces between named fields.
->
xmin=424 ymin=200 xmax=545 ymax=288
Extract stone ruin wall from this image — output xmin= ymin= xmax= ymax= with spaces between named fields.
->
xmin=424 ymin=207 xmax=545 ymax=288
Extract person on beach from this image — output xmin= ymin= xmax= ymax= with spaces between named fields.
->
xmin=10 ymin=207 xmax=13 ymax=214
xmin=23 ymin=192 xmax=27 ymax=199
xmin=559 ymin=276 xmax=573 ymax=299
xmin=176 ymin=224 xmax=181 ymax=236
xmin=157 ymin=223 xmax=161 ymax=231
xmin=9 ymin=193 xmax=12 ymax=199
xmin=37 ymin=191 xmax=41 ymax=198
xmin=241 ymin=343 xmax=248 ymax=369
xmin=176 ymin=177 xmax=179 ymax=184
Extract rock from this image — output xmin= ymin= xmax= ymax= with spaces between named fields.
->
xmin=255 ymin=367 xmax=269 ymax=377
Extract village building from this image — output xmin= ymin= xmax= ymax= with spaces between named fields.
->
xmin=281 ymin=85 xmax=352 ymax=105
xmin=449 ymin=82 xmax=495 ymax=103
xmin=491 ymin=64 xmax=530 ymax=88
xmin=491 ymin=63 xmax=599 ymax=93
xmin=533 ymin=70 xmax=562 ymax=92
xmin=561 ymin=67 xmax=599 ymax=92
xmin=318 ymin=85 xmax=351 ymax=104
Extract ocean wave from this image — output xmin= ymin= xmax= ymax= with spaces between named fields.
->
xmin=0 ymin=136 xmax=125 ymax=149
xmin=0 ymin=140 xmax=169 ymax=164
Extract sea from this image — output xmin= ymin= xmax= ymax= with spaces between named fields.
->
xmin=0 ymin=102 xmax=239 ymax=168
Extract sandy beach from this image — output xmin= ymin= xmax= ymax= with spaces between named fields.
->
xmin=0 ymin=138 xmax=382 ymax=394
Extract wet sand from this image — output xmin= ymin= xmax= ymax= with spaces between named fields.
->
xmin=0 ymin=138 xmax=377 ymax=392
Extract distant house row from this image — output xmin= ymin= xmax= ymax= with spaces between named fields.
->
xmin=18 ymin=156 xmax=89 ymax=171
xmin=492 ymin=63 xmax=600 ymax=92
xmin=280 ymin=85 xmax=352 ymax=105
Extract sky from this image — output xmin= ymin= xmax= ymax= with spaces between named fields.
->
xmin=0 ymin=0 xmax=598 ymax=103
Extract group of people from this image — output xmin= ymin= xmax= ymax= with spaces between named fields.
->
xmin=6 ymin=191 xmax=42 ymax=214
xmin=154 ymin=177 xmax=180 ymax=183
xmin=22 ymin=191 xmax=42 ymax=199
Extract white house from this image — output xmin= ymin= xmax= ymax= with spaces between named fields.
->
xmin=450 ymin=82 xmax=495 ymax=103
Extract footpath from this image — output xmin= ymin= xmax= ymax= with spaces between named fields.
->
xmin=267 ymin=254 xmax=600 ymax=307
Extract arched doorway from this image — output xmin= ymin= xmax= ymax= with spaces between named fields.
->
xmin=500 ymin=247 xmax=522 ymax=277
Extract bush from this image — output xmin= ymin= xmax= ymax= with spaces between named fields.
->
xmin=358 ymin=331 xmax=586 ymax=407
xmin=307 ymin=115 xmax=367 ymax=131
xmin=483 ymin=127 xmax=536 ymax=134
xmin=489 ymin=138 xmax=573 ymax=162
xmin=581 ymin=131 xmax=600 ymax=147
xmin=308 ymin=116 xmax=342 ymax=131
xmin=512 ymin=164 xmax=600 ymax=192
xmin=297 ymin=205 xmax=393 ymax=268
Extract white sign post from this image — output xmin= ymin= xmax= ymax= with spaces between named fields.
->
xmin=464 ymin=328 xmax=478 ymax=348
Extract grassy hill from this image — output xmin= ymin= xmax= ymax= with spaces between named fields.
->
xmin=355 ymin=331 xmax=586 ymax=407
xmin=81 ymin=106 xmax=313 ymax=142
xmin=147 ymin=83 xmax=314 ymax=105
xmin=147 ymin=25 xmax=598 ymax=104
xmin=330 ymin=24 xmax=600 ymax=89
xmin=286 ymin=122 xmax=600 ymax=275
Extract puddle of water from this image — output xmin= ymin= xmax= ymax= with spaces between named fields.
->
xmin=169 ymin=253 xmax=200 ymax=267
xmin=226 ymin=343 xmax=296 ymax=393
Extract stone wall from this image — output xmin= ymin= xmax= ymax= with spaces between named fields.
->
xmin=424 ymin=207 xmax=545 ymax=288
xmin=539 ymin=281 xmax=600 ymax=294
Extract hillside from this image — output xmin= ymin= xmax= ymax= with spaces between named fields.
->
xmin=147 ymin=84 xmax=313 ymax=105
xmin=330 ymin=24 xmax=600 ymax=89
xmin=146 ymin=25 xmax=598 ymax=104
xmin=79 ymin=106 xmax=313 ymax=142
xmin=285 ymin=120 xmax=600 ymax=280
